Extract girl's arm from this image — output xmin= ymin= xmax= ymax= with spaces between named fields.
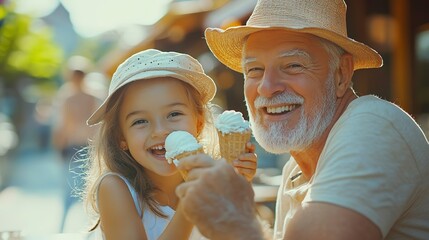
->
xmin=234 ymin=142 xmax=258 ymax=182
xmin=158 ymin=201 xmax=194 ymax=240
xmin=98 ymin=174 xmax=148 ymax=240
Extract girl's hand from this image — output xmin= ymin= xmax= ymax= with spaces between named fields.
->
xmin=233 ymin=142 xmax=257 ymax=182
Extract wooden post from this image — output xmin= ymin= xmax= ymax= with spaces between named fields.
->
xmin=391 ymin=0 xmax=412 ymax=112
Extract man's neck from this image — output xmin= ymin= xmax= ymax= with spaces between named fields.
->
xmin=290 ymin=89 xmax=357 ymax=179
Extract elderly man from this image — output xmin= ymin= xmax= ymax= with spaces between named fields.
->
xmin=176 ymin=0 xmax=429 ymax=239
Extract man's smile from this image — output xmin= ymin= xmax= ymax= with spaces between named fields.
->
xmin=265 ymin=104 xmax=300 ymax=115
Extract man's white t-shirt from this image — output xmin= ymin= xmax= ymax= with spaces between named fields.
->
xmin=273 ymin=95 xmax=429 ymax=239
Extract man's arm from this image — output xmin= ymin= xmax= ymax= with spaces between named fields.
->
xmin=176 ymin=155 xmax=265 ymax=240
xmin=284 ymin=202 xmax=382 ymax=240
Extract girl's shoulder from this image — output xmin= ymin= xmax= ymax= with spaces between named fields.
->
xmin=96 ymin=172 xmax=130 ymax=196
xmin=96 ymin=172 xmax=143 ymax=217
xmin=98 ymin=172 xmax=127 ymax=185
xmin=98 ymin=173 xmax=128 ymax=192
xmin=96 ymin=173 xmax=146 ymax=237
xmin=97 ymin=173 xmax=134 ymax=205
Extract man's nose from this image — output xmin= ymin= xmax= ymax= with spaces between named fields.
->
xmin=257 ymin=68 xmax=285 ymax=97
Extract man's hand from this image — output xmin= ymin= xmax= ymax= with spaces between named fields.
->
xmin=175 ymin=154 xmax=264 ymax=240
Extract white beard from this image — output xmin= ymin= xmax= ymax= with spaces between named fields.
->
xmin=246 ymin=72 xmax=337 ymax=154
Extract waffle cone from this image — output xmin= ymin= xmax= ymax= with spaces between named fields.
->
xmin=174 ymin=148 xmax=204 ymax=180
xmin=217 ymin=130 xmax=251 ymax=164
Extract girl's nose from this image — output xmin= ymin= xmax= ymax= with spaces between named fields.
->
xmin=151 ymin=119 xmax=170 ymax=138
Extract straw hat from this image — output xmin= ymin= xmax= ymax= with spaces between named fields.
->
xmin=87 ymin=49 xmax=216 ymax=125
xmin=205 ymin=0 xmax=383 ymax=73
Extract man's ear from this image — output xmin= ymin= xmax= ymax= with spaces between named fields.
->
xmin=335 ymin=53 xmax=354 ymax=97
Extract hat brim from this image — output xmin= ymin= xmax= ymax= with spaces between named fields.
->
xmin=87 ymin=69 xmax=216 ymax=126
xmin=205 ymin=26 xmax=383 ymax=73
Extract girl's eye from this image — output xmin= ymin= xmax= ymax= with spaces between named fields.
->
xmin=168 ymin=111 xmax=183 ymax=118
xmin=131 ymin=119 xmax=148 ymax=126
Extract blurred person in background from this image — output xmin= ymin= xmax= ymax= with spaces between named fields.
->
xmin=175 ymin=0 xmax=429 ymax=239
xmin=0 ymin=113 xmax=18 ymax=191
xmin=34 ymin=97 xmax=54 ymax=152
xmin=51 ymin=55 xmax=102 ymax=232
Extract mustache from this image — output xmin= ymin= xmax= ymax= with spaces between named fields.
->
xmin=254 ymin=93 xmax=304 ymax=108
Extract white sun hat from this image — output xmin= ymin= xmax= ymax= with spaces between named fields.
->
xmin=87 ymin=49 xmax=217 ymax=126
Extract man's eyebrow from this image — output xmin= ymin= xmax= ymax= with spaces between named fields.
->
xmin=243 ymin=57 xmax=257 ymax=65
xmin=279 ymin=49 xmax=311 ymax=58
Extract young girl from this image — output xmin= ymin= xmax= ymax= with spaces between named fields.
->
xmin=82 ymin=49 xmax=257 ymax=239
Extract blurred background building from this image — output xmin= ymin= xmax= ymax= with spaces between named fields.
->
xmin=0 ymin=0 xmax=428 ymax=237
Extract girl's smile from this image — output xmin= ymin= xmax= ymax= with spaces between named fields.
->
xmin=148 ymin=143 xmax=167 ymax=160
xmin=119 ymin=77 xmax=200 ymax=176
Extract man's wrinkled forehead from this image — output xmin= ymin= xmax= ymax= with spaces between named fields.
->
xmin=242 ymin=47 xmax=311 ymax=65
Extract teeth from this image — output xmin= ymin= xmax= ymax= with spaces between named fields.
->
xmin=151 ymin=145 xmax=164 ymax=150
xmin=266 ymin=105 xmax=297 ymax=114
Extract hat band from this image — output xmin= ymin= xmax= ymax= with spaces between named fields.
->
xmin=248 ymin=15 xmax=347 ymax=38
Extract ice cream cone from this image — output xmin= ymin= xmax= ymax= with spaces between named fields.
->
xmin=217 ymin=130 xmax=251 ymax=164
xmin=172 ymin=148 xmax=204 ymax=180
xmin=165 ymin=131 xmax=204 ymax=181
xmin=215 ymin=110 xmax=252 ymax=164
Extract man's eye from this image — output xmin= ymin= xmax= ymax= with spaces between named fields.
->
xmin=288 ymin=63 xmax=304 ymax=68
xmin=247 ymin=67 xmax=263 ymax=73
xmin=246 ymin=67 xmax=264 ymax=77
xmin=283 ymin=63 xmax=305 ymax=74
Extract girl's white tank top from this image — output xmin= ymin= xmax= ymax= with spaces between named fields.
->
xmin=93 ymin=172 xmax=205 ymax=240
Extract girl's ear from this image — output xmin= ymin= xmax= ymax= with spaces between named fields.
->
xmin=120 ymin=140 xmax=128 ymax=151
xmin=196 ymin=117 xmax=204 ymax=136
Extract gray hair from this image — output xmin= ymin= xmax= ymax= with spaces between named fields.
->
xmin=317 ymin=36 xmax=345 ymax=72
xmin=317 ymin=37 xmax=354 ymax=89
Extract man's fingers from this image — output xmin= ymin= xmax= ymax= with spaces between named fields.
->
xmin=235 ymin=164 xmax=256 ymax=181
xmin=176 ymin=153 xmax=214 ymax=171
xmin=176 ymin=180 xmax=195 ymax=200
xmin=185 ymin=167 xmax=206 ymax=181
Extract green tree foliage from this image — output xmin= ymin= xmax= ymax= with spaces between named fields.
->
xmin=0 ymin=3 xmax=63 ymax=86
